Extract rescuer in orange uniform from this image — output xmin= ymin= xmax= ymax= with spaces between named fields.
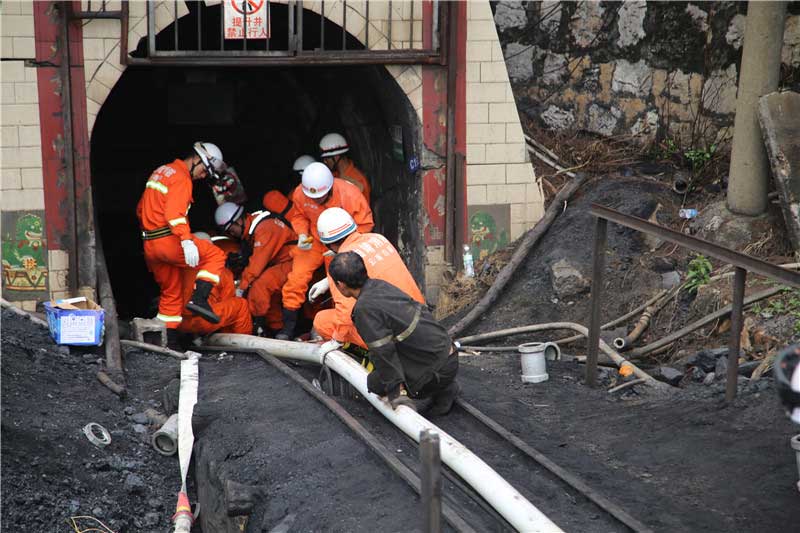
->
xmin=319 ymin=133 xmax=371 ymax=203
xmin=215 ymin=195 xmax=297 ymax=332
xmin=136 ymin=142 xmax=227 ymax=329
xmin=277 ymin=162 xmax=374 ymax=340
xmin=310 ymin=207 xmax=425 ymax=356
xmin=177 ymin=235 xmax=251 ymax=336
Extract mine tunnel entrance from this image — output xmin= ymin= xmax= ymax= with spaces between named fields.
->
xmin=92 ymin=3 xmax=425 ymax=320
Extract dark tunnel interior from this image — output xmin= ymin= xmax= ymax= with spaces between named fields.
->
xmin=92 ymin=3 xmax=424 ymax=319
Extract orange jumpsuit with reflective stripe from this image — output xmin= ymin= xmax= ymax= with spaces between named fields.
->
xmin=136 ymin=159 xmax=225 ymax=329
xmin=240 ymin=211 xmax=296 ymax=328
xmin=282 ymin=179 xmax=374 ymax=311
xmin=334 ymin=159 xmax=371 ymax=203
xmin=313 ymin=231 xmax=424 ymax=347
xmin=178 ymin=267 xmax=251 ymax=335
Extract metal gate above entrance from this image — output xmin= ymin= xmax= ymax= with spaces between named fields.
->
xmin=74 ymin=0 xmax=448 ymax=66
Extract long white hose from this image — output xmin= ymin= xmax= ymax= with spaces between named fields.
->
xmin=207 ymin=334 xmax=563 ymax=533
xmin=173 ymin=352 xmax=200 ymax=533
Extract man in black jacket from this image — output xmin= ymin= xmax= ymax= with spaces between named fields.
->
xmin=328 ymin=251 xmax=460 ymax=415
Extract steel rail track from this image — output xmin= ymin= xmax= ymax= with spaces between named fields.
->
xmin=200 ymin=345 xmax=652 ymax=532
xmin=198 ymin=346 xmax=477 ymax=533
xmin=453 ymin=398 xmax=653 ymax=533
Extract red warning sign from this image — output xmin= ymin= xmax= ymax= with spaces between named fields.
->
xmin=224 ymin=0 xmax=270 ymax=40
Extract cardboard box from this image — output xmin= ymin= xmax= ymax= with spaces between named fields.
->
xmin=44 ymin=296 xmax=105 ymax=346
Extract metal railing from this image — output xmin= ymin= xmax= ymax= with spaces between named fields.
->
xmin=586 ymin=203 xmax=800 ymax=401
xmin=114 ymin=0 xmax=446 ymax=66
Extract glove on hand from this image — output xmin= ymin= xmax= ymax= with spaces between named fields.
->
xmin=181 ymin=239 xmax=200 ymax=267
xmin=298 ymin=234 xmax=313 ymax=251
xmin=309 ymin=278 xmax=330 ymax=302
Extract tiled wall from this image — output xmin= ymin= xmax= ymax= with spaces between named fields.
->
xmin=465 ymin=1 xmax=543 ymax=242
xmin=0 ymin=1 xmax=59 ymax=311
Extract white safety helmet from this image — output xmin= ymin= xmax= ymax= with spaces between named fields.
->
xmin=317 ymin=207 xmax=357 ymax=244
xmin=319 ymin=132 xmax=349 ymax=158
xmin=193 ymin=142 xmax=225 ymax=174
xmin=193 ymin=231 xmax=211 ymax=241
xmin=214 ymin=202 xmax=244 ymax=231
xmin=301 ymin=162 xmax=335 ymax=199
xmin=292 ymin=155 xmax=316 ymax=175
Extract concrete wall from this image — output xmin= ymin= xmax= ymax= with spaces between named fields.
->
xmin=497 ymin=1 xmax=800 ymax=148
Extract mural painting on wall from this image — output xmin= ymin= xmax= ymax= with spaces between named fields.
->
xmin=2 ymin=211 xmax=49 ymax=300
xmin=467 ymin=204 xmax=510 ymax=261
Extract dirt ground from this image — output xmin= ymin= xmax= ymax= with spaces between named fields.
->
xmin=455 ymin=353 xmax=800 ymax=532
xmin=3 ymin=307 xmax=799 ymax=532
xmin=1 ymin=308 xmax=180 ymax=532
xmin=189 ymin=354 xmax=425 ymax=532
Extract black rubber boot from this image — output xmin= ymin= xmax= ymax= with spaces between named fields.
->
xmin=427 ymin=381 xmax=461 ymax=416
xmin=275 ymin=308 xmax=299 ymax=340
xmin=388 ymin=386 xmax=418 ymax=412
xmin=186 ymin=280 xmax=221 ymax=324
xmin=252 ymin=316 xmax=267 ymax=336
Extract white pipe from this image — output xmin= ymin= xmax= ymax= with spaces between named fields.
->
xmin=152 ymin=413 xmax=179 ymax=456
xmin=207 ymin=334 xmax=563 ymax=533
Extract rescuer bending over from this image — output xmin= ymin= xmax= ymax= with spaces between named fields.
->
xmin=277 ymin=162 xmax=373 ymax=340
xmin=328 ymin=251 xmax=460 ymax=415
xmin=310 ymin=207 xmax=425 ymax=359
xmin=214 ymin=197 xmax=297 ymax=336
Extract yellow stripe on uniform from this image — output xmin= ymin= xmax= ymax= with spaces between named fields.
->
xmin=196 ymin=270 xmax=220 ymax=284
xmin=146 ymin=181 xmax=169 ymax=194
xmin=168 ymin=217 xmax=188 ymax=227
xmin=156 ymin=313 xmax=182 ymax=323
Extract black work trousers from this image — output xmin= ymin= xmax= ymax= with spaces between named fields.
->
xmin=367 ymin=349 xmax=459 ymax=399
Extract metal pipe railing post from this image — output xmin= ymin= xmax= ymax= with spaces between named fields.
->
xmin=726 ymin=267 xmax=747 ymax=402
xmin=586 ymin=217 xmax=608 ymax=388
xmin=420 ymin=429 xmax=442 ymax=533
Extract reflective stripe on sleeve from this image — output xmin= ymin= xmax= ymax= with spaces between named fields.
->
xmin=366 ymin=305 xmax=422 ymax=349
xmin=367 ymin=334 xmax=394 ymax=350
xmin=168 ymin=217 xmax=188 ymax=227
xmin=146 ymin=181 xmax=169 ymax=194
xmin=196 ymin=270 xmax=220 ymax=284
xmin=156 ymin=313 xmax=182 ymax=323
xmin=395 ymin=305 xmax=422 ymax=342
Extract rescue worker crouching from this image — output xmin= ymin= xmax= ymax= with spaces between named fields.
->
xmin=177 ymin=233 xmax=252 ymax=337
xmin=328 ymin=251 xmax=461 ymax=416
xmin=319 ymin=132 xmax=371 ymax=203
xmin=136 ymin=142 xmax=228 ymax=330
xmin=215 ymin=195 xmax=297 ymax=336
xmin=277 ymin=162 xmax=374 ymax=340
xmin=311 ymin=207 xmax=425 ymax=359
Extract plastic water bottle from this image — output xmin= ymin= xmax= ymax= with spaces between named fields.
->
xmin=679 ymin=208 xmax=698 ymax=219
xmin=463 ymin=245 xmax=475 ymax=278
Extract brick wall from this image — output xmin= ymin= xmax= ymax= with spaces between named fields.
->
xmin=0 ymin=0 xmax=56 ymax=311
xmin=465 ymin=1 xmax=544 ymax=242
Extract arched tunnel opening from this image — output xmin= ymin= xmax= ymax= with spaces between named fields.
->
xmin=92 ymin=4 xmax=425 ymax=320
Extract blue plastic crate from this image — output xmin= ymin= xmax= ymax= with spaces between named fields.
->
xmin=44 ymin=297 xmax=105 ymax=346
